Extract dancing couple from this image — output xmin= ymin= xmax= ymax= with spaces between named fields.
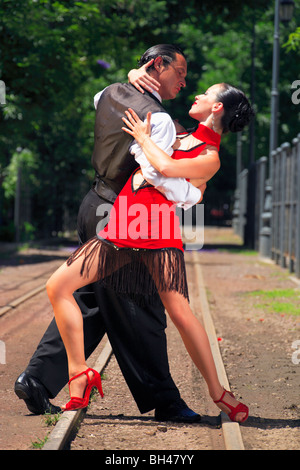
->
xmin=16 ymin=44 xmax=253 ymax=424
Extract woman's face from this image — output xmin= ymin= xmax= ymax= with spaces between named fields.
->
xmin=189 ymin=84 xmax=223 ymax=121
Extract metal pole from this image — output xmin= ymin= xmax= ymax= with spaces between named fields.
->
xmin=295 ymin=134 xmax=300 ymax=277
xmin=259 ymin=0 xmax=280 ymax=258
xmin=236 ymin=132 xmax=242 ymax=184
xmin=14 ymin=163 xmax=21 ymax=244
xmin=269 ymin=0 xmax=280 ymax=176
xmin=249 ymin=20 xmax=256 ymax=166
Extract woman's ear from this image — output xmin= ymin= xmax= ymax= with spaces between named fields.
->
xmin=212 ymin=102 xmax=224 ymax=113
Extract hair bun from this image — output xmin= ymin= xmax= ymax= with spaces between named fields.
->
xmin=217 ymin=84 xmax=255 ymax=134
xmin=228 ymin=102 xmax=255 ymax=133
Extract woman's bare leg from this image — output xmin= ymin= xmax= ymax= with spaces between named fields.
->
xmin=46 ymin=250 xmax=101 ymax=404
xmin=159 ymin=289 xmax=247 ymax=422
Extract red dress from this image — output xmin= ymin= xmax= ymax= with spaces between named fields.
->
xmin=67 ymin=124 xmax=220 ymax=303
xmin=98 ymin=123 xmax=220 ymax=250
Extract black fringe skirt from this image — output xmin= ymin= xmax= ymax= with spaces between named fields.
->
xmin=66 ymin=236 xmax=189 ymax=305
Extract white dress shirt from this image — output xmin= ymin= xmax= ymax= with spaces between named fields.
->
xmin=94 ymin=89 xmax=201 ymax=210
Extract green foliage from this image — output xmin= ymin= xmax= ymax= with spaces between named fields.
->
xmin=0 ymin=0 xmax=299 ymax=239
xmin=284 ymin=26 xmax=300 ymax=52
xmin=2 ymin=148 xmax=37 ymax=199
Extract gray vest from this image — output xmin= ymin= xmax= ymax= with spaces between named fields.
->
xmin=91 ymin=83 xmax=167 ymax=203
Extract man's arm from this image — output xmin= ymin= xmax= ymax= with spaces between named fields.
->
xmin=93 ymin=88 xmax=201 ymax=209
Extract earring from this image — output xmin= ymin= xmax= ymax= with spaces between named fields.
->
xmin=212 ymin=114 xmax=217 ymax=132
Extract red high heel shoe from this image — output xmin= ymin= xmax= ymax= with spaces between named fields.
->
xmin=63 ymin=368 xmax=104 ymax=411
xmin=214 ymin=389 xmax=249 ymax=423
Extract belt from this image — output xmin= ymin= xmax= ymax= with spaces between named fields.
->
xmin=93 ymin=174 xmax=118 ymax=204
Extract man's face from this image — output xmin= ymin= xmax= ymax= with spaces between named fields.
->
xmin=156 ymin=53 xmax=187 ymax=100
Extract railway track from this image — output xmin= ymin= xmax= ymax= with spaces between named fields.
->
xmin=1 ymin=249 xmax=245 ymax=451
xmin=0 ymin=247 xmax=72 ymax=317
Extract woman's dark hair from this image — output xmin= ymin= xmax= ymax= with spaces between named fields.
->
xmin=138 ymin=44 xmax=186 ymax=71
xmin=217 ymin=83 xmax=255 ymax=133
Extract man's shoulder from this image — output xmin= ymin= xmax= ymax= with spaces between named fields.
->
xmin=103 ymin=82 xmax=137 ymax=94
xmin=98 ymin=83 xmax=167 ymax=119
xmin=103 ymin=83 xmax=164 ymax=107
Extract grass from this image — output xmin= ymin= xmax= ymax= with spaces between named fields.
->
xmin=31 ymin=412 xmax=61 ymax=449
xmin=217 ymin=247 xmax=258 ymax=256
xmin=246 ymin=288 xmax=300 ymax=317
xmin=43 ymin=411 xmax=62 ymax=427
xmin=31 ymin=434 xmax=49 ymax=449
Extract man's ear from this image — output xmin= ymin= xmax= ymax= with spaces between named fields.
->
xmin=153 ymin=56 xmax=163 ymax=71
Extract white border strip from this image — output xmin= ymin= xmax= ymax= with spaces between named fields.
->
xmin=192 ymin=251 xmax=245 ymax=451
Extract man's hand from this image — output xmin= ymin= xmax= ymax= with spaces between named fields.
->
xmin=128 ymin=59 xmax=161 ymax=94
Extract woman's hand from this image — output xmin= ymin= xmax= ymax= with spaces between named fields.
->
xmin=128 ymin=59 xmax=161 ymax=94
xmin=122 ymin=108 xmax=152 ymax=146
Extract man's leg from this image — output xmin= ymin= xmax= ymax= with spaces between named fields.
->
xmin=75 ymin=189 xmax=200 ymax=419
xmin=94 ymin=285 xmax=180 ymax=413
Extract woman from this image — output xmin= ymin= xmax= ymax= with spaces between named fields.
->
xmin=46 ymin=82 xmax=254 ymax=422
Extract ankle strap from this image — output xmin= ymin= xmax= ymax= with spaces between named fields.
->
xmin=68 ymin=368 xmax=95 ymax=384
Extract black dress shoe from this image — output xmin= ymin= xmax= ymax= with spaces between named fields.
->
xmin=155 ymin=398 xmax=201 ymax=423
xmin=14 ymin=372 xmax=61 ymax=415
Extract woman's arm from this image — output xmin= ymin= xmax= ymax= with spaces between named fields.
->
xmin=196 ymin=182 xmax=206 ymax=203
xmin=151 ymin=146 xmax=220 ymax=181
xmin=122 ymin=108 xmax=220 ymax=182
xmin=128 ymin=64 xmax=186 ymax=131
xmin=128 ymin=59 xmax=161 ymax=94
xmin=129 ymin=113 xmax=202 ymax=210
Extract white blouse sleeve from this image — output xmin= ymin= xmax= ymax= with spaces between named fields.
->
xmin=130 ymin=113 xmax=201 ymax=211
xmin=94 ymin=89 xmax=106 ymax=109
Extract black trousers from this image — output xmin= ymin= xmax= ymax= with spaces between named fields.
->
xmin=26 ymin=189 xmax=181 ymax=413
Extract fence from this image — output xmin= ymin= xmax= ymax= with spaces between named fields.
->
xmin=233 ymin=156 xmax=267 ymax=251
xmin=271 ymin=136 xmax=300 ymax=277
xmin=233 ymin=132 xmax=300 ymax=278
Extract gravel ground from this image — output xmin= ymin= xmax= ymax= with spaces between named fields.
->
xmin=70 ymin=228 xmax=300 ymax=451
xmin=0 ymin=228 xmax=299 ymax=451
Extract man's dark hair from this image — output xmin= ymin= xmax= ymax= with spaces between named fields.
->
xmin=138 ymin=44 xmax=186 ymax=71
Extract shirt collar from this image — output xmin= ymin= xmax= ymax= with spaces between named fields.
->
xmin=151 ymin=90 xmax=162 ymax=103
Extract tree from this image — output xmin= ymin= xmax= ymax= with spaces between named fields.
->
xmin=0 ymin=0 xmax=299 ymax=239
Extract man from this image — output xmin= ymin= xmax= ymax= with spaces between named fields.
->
xmin=15 ymin=44 xmax=201 ymax=423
